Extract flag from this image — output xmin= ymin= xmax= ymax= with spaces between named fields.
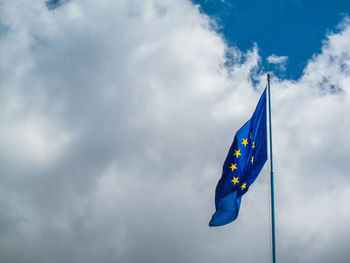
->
xmin=209 ymin=89 xmax=267 ymax=227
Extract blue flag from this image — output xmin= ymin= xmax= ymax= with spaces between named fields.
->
xmin=209 ymin=89 xmax=267 ymax=227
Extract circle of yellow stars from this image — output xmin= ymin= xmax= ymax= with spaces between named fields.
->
xmin=229 ymin=135 xmax=257 ymax=191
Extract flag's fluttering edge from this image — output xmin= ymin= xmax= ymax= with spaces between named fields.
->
xmin=209 ymin=89 xmax=267 ymax=227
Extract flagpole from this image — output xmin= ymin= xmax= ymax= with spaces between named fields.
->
xmin=267 ymin=73 xmax=276 ymax=263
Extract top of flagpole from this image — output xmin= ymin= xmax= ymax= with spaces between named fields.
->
xmin=267 ymin=73 xmax=270 ymax=82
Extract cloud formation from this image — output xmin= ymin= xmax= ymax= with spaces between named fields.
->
xmin=0 ymin=1 xmax=350 ymax=262
xmin=267 ymin=54 xmax=288 ymax=64
xmin=267 ymin=54 xmax=288 ymax=71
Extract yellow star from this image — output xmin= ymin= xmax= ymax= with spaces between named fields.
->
xmin=250 ymin=133 xmax=252 ymax=139
xmin=242 ymin=138 xmax=248 ymax=147
xmin=241 ymin=183 xmax=247 ymax=190
xmin=251 ymin=156 xmax=254 ymax=164
xmin=231 ymin=177 xmax=239 ymax=185
xmin=252 ymin=141 xmax=255 ymax=148
xmin=233 ymin=149 xmax=241 ymax=158
xmin=229 ymin=163 xmax=237 ymax=171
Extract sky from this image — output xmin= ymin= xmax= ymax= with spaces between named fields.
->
xmin=0 ymin=0 xmax=350 ymax=262
xmin=193 ymin=0 xmax=350 ymax=79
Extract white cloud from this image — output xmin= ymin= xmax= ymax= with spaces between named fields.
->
xmin=267 ymin=54 xmax=288 ymax=71
xmin=267 ymin=54 xmax=288 ymax=64
xmin=0 ymin=0 xmax=350 ymax=262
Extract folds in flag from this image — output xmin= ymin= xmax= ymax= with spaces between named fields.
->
xmin=209 ymin=89 xmax=267 ymax=227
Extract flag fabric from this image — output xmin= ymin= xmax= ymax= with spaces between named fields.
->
xmin=209 ymin=89 xmax=267 ymax=227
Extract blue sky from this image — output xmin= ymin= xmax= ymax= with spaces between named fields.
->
xmin=193 ymin=0 xmax=350 ymax=79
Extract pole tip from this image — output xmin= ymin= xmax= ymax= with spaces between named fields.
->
xmin=267 ymin=73 xmax=270 ymax=81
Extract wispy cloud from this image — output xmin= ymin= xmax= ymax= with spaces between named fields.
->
xmin=267 ymin=54 xmax=288 ymax=71
xmin=267 ymin=54 xmax=288 ymax=64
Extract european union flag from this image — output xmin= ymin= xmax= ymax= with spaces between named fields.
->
xmin=209 ymin=89 xmax=267 ymax=227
